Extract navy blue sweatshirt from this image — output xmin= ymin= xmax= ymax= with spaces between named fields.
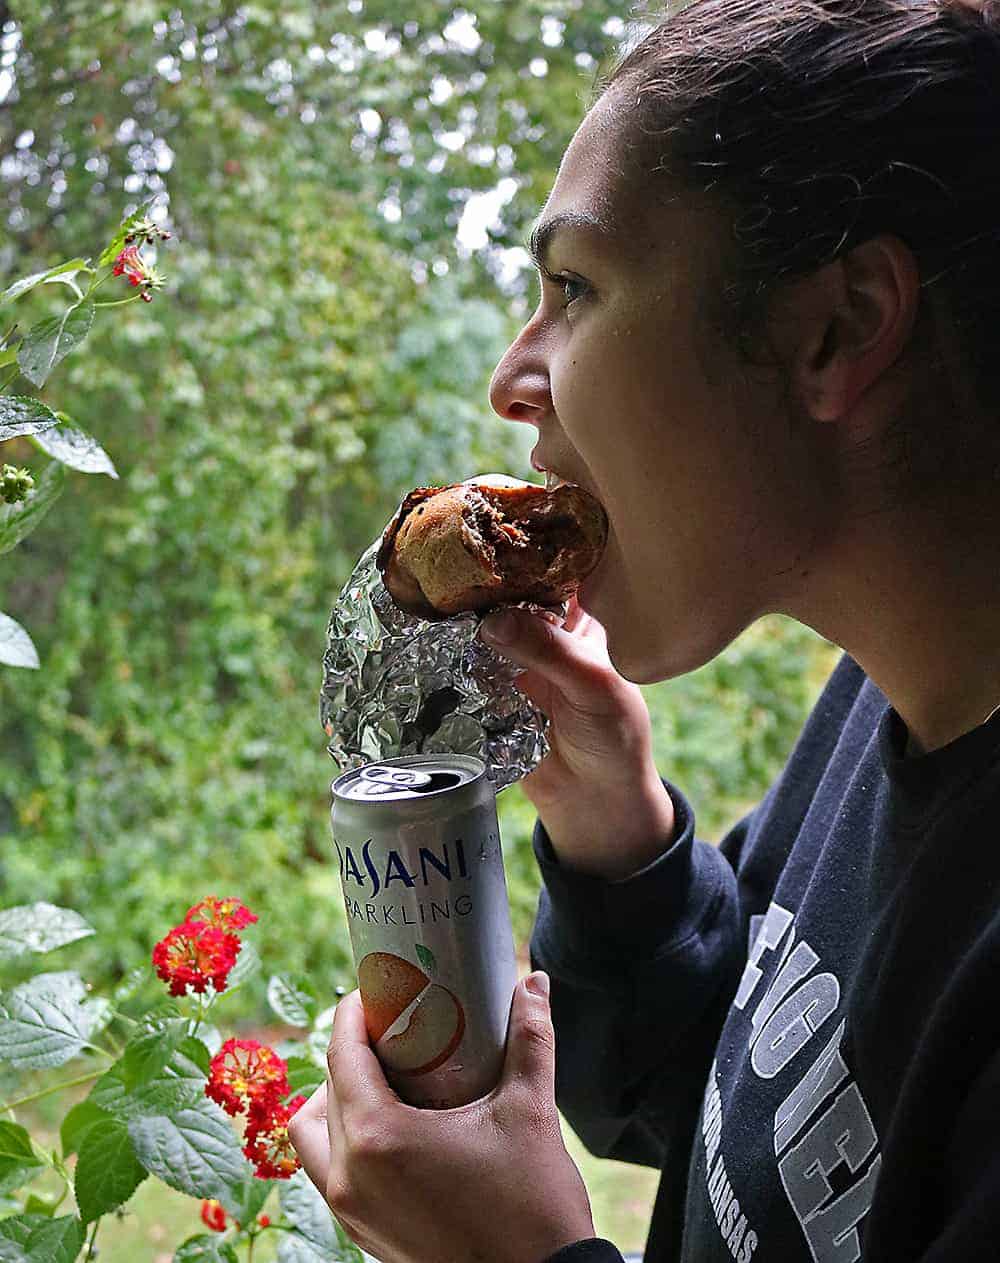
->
xmin=535 ymin=655 xmax=1000 ymax=1263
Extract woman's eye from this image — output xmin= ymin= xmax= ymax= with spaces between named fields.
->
xmin=559 ymin=276 xmax=588 ymax=307
xmin=541 ymin=269 xmax=589 ymax=309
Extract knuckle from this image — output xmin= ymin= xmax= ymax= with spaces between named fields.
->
xmin=325 ymin=1170 xmax=351 ymax=1214
xmin=519 ymin=1014 xmax=556 ymax=1053
xmin=286 ymin=1111 xmax=306 ymax=1146
xmin=346 ymin=1118 xmax=398 ymax=1165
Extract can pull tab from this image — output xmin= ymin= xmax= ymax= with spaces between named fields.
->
xmin=359 ymin=765 xmax=434 ymax=789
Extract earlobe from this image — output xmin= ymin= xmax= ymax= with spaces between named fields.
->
xmin=801 ymin=235 xmax=920 ymax=424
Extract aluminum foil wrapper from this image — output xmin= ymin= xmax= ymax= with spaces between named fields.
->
xmin=320 ymin=540 xmax=552 ymax=791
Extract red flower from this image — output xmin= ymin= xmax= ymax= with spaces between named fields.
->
xmin=257 ymin=1214 xmax=271 ymax=1228
xmin=152 ymin=921 xmax=240 ymax=997
xmin=112 ymin=243 xmax=145 ymax=286
xmin=200 ymin=1199 xmax=227 ymax=1232
xmin=243 ymin=1095 xmax=307 ymax=1180
xmin=205 ymin=1039 xmax=290 ymax=1117
xmin=186 ymin=896 xmax=258 ymax=934
xmin=111 ymin=241 xmax=166 ymax=302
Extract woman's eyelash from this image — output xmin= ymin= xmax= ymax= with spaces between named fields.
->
xmin=540 ymin=267 xmax=589 ymax=307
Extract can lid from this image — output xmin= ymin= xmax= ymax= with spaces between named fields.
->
xmin=332 ymin=754 xmax=486 ymax=803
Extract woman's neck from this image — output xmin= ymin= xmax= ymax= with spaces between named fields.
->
xmin=790 ymin=481 xmax=1000 ymax=754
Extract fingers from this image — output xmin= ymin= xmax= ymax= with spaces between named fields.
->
xmin=479 ymin=608 xmax=616 ymax=710
xmin=326 ymin=989 xmax=397 ymax=1118
xmin=287 ymin=1081 xmax=332 ymax=1194
xmin=498 ymin=972 xmax=556 ymax=1102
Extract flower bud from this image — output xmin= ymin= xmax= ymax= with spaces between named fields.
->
xmin=1 ymin=464 xmax=34 ymax=505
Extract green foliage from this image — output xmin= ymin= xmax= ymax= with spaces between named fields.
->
xmin=0 ymin=901 xmax=364 ymax=1260
xmin=0 ymin=0 xmax=838 ymax=1104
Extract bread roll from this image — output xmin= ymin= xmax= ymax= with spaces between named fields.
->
xmin=376 ymin=477 xmax=608 ymax=620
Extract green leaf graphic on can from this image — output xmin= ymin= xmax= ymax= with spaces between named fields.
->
xmin=414 ymin=944 xmax=436 ymax=975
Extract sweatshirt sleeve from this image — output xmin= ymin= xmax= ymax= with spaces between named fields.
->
xmin=529 ymin=781 xmax=746 ymax=1171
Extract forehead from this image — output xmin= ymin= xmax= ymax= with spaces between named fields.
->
xmin=536 ymin=89 xmax=676 ymax=269
xmin=538 ymin=92 xmax=630 ymax=240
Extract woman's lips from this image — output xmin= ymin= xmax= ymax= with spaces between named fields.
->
xmin=530 ymin=450 xmax=575 ymax=490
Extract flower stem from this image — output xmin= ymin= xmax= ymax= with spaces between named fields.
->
xmin=85 ymin=1217 xmax=100 ymax=1261
xmin=1 ymin=1066 xmax=108 ymax=1112
xmin=0 ymin=367 xmax=20 ymax=392
xmin=92 ymin=295 xmax=144 ymax=308
xmin=246 ymin=1234 xmax=256 ymax=1263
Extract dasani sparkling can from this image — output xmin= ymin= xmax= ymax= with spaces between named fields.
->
xmin=330 ymin=754 xmax=519 ymax=1108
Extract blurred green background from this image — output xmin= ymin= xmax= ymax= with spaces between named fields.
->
xmin=0 ymin=1 xmax=837 ymax=1255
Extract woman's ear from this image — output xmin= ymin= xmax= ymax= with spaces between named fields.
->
xmin=774 ymin=235 xmax=921 ymax=424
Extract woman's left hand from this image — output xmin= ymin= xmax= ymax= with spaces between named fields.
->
xmin=289 ymin=972 xmax=596 ymax=1263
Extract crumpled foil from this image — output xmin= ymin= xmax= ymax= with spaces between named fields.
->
xmin=320 ymin=540 xmax=551 ymax=791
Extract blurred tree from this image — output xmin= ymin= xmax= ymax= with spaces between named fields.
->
xmin=0 ymin=0 xmax=834 ymax=1000
xmin=0 ymin=0 xmax=628 ymax=992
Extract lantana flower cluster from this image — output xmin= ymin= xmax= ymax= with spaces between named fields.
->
xmin=111 ymin=217 xmax=170 ymax=302
xmin=151 ymin=896 xmax=304 ymax=1180
xmin=206 ymin=1038 xmax=306 ymax=1179
xmin=151 ymin=896 xmax=256 ymax=997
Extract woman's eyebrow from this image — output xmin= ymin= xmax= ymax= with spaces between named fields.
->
xmin=525 ymin=209 xmax=615 ymax=272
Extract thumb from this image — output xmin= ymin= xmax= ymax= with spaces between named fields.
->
xmin=500 ymin=972 xmax=555 ymax=1096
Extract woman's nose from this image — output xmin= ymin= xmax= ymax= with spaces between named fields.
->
xmin=488 ymin=321 xmax=552 ymax=426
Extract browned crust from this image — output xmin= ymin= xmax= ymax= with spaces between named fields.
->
xmin=376 ymin=478 xmax=607 ymax=619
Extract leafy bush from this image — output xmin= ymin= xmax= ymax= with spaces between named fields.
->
xmin=0 ymin=897 xmax=364 ymax=1262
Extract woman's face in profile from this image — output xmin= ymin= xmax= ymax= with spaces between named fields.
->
xmin=489 ymin=88 xmax=830 ymax=683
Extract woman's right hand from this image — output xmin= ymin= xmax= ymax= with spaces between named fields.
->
xmin=480 ymin=599 xmax=676 ymax=880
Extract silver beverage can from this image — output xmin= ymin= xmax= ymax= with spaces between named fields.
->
xmin=330 ymin=754 xmax=519 ymax=1108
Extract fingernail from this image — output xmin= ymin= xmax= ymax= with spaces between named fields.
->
xmin=481 ymin=610 xmax=517 ymax=646
xmin=524 ymin=971 xmax=550 ymax=999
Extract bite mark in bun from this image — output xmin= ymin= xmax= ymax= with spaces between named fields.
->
xmin=376 ymin=477 xmax=608 ymax=620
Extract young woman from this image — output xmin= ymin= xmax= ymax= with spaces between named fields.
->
xmin=290 ymin=2 xmax=1000 ymax=1259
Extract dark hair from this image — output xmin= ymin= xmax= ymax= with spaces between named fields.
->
xmin=599 ymin=0 xmax=1000 ymax=409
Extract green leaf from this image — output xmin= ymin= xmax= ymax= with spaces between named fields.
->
xmin=0 ymin=1123 xmax=43 ymax=1198
xmin=176 ymin=1035 xmax=212 ymax=1076
xmin=60 ymin=1101 xmax=111 ymax=1159
xmin=20 ymin=1195 xmax=55 ymax=1217
xmin=0 ymin=461 xmax=66 ymax=557
xmin=119 ymin=1018 xmax=188 ymax=1090
xmin=74 ymin=1117 xmax=147 ymax=1223
xmin=224 ymin=941 xmax=260 ymax=991
xmin=127 ymin=1098 xmax=251 ymax=1217
xmin=0 ymin=904 xmax=95 ymax=961
xmin=88 ymin=1044 xmax=206 ymax=1122
xmin=0 ymin=614 xmax=39 ymax=670
xmin=267 ymin=974 xmax=318 ymax=1028
xmin=98 ymin=202 xmax=156 ymax=268
xmin=173 ymin=1236 xmax=239 ymax=1263
xmin=279 ymin=1170 xmax=362 ymax=1260
xmin=0 ymin=971 xmax=105 ymax=1070
xmin=284 ymin=1055 xmax=325 ymax=1095
xmin=16 ymin=302 xmax=95 ymax=388
xmin=277 ymin=1235 xmax=330 ymax=1263
xmin=0 ymin=1215 xmax=84 ymax=1263
xmin=31 ymin=419 xmax=117 ymax=478
xmin=1 ymin=259 xmax=90 ymax=305
xmin=113 ymin=967 xmax=147 ymax=1004
xmin=230 ymin=1169 xmax=274 ymax=1227
xmin=0 ymin=395 xmax=58 ymax=443
xmin=414 ymin=943 xmax=436 ymax=974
